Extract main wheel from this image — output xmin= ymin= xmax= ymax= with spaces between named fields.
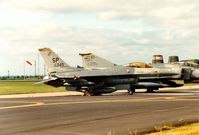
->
xmin=83 ymin=89 xmax=93 ymax=96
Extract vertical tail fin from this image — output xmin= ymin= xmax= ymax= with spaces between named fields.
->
xmin=39 ymin=48 xmax=71 ymax=73
xmin=79 ymin=53 xmax=116 ymax=69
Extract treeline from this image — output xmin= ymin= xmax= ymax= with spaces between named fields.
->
xmin=0 ymin=76 xmax=44 ymax=80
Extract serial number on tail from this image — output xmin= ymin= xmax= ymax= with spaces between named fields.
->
xmin=52 ymin=57 xmax=64 ymax=67
xmin=54 ymin=63 xmax=64 ymax=67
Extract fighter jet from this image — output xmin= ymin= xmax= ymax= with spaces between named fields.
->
xmin=79 ymin=53 xmax=183 ymax=93
xmin=39 ymin=48 xmax=180 ymax=96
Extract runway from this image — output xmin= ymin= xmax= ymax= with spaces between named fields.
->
xmin=0 ymin=89 xmax=199 ymax=135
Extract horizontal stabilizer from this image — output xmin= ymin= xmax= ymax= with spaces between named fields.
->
xmin=35 ymin=76 xmax=57 ymax=84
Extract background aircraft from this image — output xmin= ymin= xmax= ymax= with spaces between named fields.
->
xmin=152 ymin=55 xmax=199 ymax=83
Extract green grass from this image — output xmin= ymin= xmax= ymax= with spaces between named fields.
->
xmin=184 ymin=83 xmax=199 ymax=86
xmin=147 ymin=123 xmax=199 ymax=135
xmin=0 ymin=81 xmax=66 ymax=95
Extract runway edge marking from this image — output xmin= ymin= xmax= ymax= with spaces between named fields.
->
xmin=0 ymin=101 xmax=44 ymax=110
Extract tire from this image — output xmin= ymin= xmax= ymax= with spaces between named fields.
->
xmin=83 ymin=89 xmax=93 ymax=96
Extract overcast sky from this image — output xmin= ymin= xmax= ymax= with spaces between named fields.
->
xmin=0 ymin=0 xmax=199 ymax=75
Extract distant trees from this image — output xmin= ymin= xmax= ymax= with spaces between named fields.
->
xmin=0 ymin=75 xmax=43 ymax=80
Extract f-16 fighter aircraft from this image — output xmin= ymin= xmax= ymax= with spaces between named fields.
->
xmin=39 ymin=48 xmax=180 ymax=96
xmin=79 ymin=53 xmax=183 ymax=93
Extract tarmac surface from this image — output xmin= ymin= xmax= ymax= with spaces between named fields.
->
xmin=0 ymin=88 xmax=199 ymax=135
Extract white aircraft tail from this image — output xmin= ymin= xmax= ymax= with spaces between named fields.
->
xmin=79 ymin=53 xmax=116 ymax=69
xmin=39 ymin=48 xmax=74 ymax=73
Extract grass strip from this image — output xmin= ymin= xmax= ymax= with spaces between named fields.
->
xmin=0 ymin=81 xmax=65 ymax=95
xmin=147 ymin=123 xmax=199 ymax=135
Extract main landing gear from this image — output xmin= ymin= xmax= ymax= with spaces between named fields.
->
xmin=82 ymin=89 xmax=101 ymax=96
xmin=83 ymin=89 xmax=93 ymax=96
